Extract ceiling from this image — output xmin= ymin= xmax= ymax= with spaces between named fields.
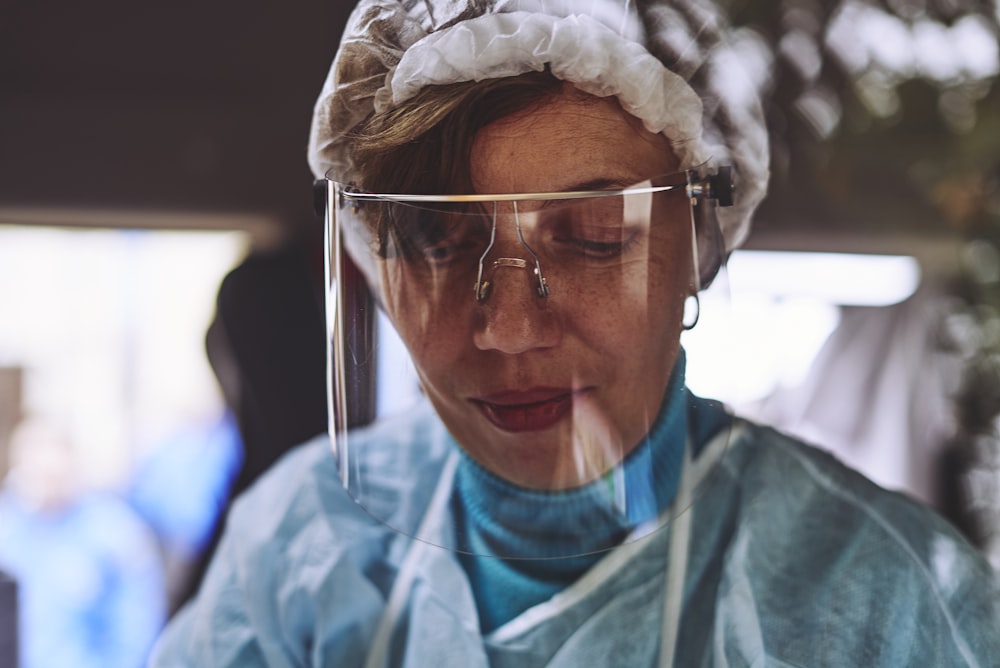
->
xmin=1 ymin=1 xmax=996 ymax=259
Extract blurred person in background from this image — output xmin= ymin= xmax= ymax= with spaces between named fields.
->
xmin=0 ymin=415 xmax=165 ymax=668
xmin=127 ymin=410 xmax=243 ymax=616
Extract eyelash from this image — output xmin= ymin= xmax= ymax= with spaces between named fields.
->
xmin=405 ymin=216 xmax=642 ymax=265
xmin=558 ymin=237 xmax=623 ymax=257
xmin=552 ymin=225 xmax=641 ymax=259
xmin=421 ymin=237 xmax=484 ymax=265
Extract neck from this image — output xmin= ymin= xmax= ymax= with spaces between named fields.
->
xmin=451 ymin=354 xmax=694 ymax=631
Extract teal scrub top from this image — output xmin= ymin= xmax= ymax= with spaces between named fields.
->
xmin=150 ymin=399 xmax=1000 ymax=667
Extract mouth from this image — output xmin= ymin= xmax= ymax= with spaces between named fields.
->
xmin=472 ymin=388 xmax=587 ymax=433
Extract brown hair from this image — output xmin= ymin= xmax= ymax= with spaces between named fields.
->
xmin=350 ymin=69 xmax=565 ymax=195
xmin=347 ymin=70 xmax=678 ymax=261
xmin=348 ymin=70 xmax=566 ymax=258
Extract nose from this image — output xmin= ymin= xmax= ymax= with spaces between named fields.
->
xmin=472 ymin=258 xmax=561 ymax=354
xmin=475 ymin=258 xmax=548 ymax=302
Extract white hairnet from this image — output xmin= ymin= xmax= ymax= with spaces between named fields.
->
xmin=308 ymin=0 xmax=769 ymax=262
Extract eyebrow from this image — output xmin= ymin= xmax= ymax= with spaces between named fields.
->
xmin=533 ymin=176 xmax=639 ymax=210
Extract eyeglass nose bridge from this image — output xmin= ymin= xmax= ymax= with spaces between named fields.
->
xmin=474 ymin=257 xmax=550 ymax=303
xmin=473 ymin=202 xmax=550 ymax=304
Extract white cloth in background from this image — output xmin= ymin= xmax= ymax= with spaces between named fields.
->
xmin=744 ymin=288 xmax=961 ymax=507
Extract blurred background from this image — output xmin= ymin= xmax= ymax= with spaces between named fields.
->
xmin=0 ymin=1 xmax=998 ymax=666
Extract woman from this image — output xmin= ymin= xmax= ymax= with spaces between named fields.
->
xmin=152 ymin=1 xmax=1000 ymax=666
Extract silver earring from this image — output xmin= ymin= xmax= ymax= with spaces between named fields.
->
xmin=682 ymin=293 xmax=700 ymax=331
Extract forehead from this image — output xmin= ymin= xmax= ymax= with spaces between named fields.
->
xmin=469 ymin=85 xmax=677 ymax=195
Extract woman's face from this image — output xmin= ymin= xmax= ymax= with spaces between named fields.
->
xmin=379 ymin=85 xmax=695 ymax=489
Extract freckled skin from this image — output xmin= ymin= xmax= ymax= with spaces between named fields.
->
xmin=380 ymin=84 xmax=695 ymax=489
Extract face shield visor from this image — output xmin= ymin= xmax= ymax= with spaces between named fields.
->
xmin=318 ymin=165 xmax=737 ymax=559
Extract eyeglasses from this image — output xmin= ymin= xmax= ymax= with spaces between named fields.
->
xmin=327 ymin=167 xmax=733 ymax=305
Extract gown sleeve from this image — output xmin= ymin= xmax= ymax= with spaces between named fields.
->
xmin=147 ymin=436 xmax=391 ymax=668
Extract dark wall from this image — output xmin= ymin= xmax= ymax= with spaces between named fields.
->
xmin=0 ymin=1 xmax=354 ymax=232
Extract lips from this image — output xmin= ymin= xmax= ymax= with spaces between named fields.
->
xmin=472 ymin=388 xmax=583 ymax=433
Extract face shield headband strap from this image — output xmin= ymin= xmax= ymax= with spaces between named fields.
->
xmin=323 ymin=165 xmax=735 ymax=304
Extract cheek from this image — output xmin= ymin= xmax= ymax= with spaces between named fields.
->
xmin=576 ymin=248 xmax=689 ymax=337
xmin=380 ymin=263 xmax=430 ymax=359
xmin=573 ymin=290 xmax=684 ymax=373
xmin=380 ymin=263 xmax=468 ymax=370
xmin=562 ymin=239 xmax=690 ymax=396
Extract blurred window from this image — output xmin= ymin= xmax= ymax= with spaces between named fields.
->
xmin=0 ymin=224 xmax=248 ymax=488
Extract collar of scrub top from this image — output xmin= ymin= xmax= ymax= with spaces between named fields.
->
xmin=361 ymin=414 xmax=741 ymax=668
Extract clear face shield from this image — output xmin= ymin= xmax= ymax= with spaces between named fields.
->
xmin=318 ymin=167 xmax=736 ymax=559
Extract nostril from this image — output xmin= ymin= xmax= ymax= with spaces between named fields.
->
xmin=471 ymin=263 xmax=560 ymax=354
xmin=472 ymin=302 xmax=560 ymax=355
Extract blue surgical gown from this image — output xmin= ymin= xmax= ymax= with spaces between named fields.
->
xmin=150 ymin=400 xmax=1000 ymax=666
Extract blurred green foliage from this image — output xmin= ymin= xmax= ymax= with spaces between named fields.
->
xmin=723 ymin=0 xmax=999 ymax=239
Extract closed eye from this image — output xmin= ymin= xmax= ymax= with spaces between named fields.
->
xmin=552 ymin=234 xmax=628 ymax=258
xmin=422 ymin=237 xmax=484 ymax=265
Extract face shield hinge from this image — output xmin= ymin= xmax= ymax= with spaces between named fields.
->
xmin=687 ymin=166 xmax=735 ymax=207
